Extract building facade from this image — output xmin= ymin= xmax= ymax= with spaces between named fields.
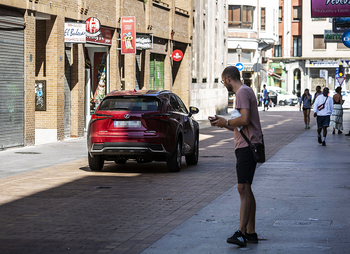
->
xmin=302 ymin=0 xmax=350 ymax=93
xmin=227 ymin=0 xmax=279 ymax=96
xmin=190 ymin=0 xmax=228 ymax=119
xmin=0 ymin=0 xmax=192 ymax=149
xmin=269 ymin=0 xmax=303 ymax=97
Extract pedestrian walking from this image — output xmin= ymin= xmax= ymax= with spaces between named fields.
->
xmin=299 ymin=89 xmax=312 ymax=129
xmin=312 ymin=86 xmax=322 ymax=105
xmin=330 ymin=86 xmax=343 ymax=134
xmin=313 ymin=87 xmax=333 ymax=146
xmin=263 ymin=85 xmax=269 ymax=111
xmin=209 ymin=66 xmax=263 ymax=247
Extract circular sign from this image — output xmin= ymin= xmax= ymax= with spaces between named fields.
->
xmin=267 ymin=68 xmax=274 ymax=76
xmin=342 ymin=29 xmax=350 ymax=49
xmin=85 ymin=17 xmax=101 ymax=36
xmin=172 ymin=50 xmax=183 ymax=62
xmin=235 ymin=62 xmax=244 ymax=71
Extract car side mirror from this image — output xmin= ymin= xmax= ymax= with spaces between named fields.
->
xmin=189 ymin=106 xmax=199 ymax=117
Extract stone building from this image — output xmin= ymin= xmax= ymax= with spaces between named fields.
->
xmin=0 ymin=0 xmax=192 ymax=148
xmin=190 ymin=0 xmax=228 ymax=119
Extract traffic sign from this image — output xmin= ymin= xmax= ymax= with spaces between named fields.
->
xmin=336 ymin=77 xmax=345 ymax=86
xmin=267 ymin=68 xmax=274 ymax=76
xmin=235 ymin=62 xmax=244 ymax=71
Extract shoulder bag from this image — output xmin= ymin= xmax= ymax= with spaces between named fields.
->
xmin=239 ymin=129 xmax=266 ymax=163
xmin=317 ymin=96 xmax=328 ymax=111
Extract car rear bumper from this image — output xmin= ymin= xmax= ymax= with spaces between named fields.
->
xmin=89 ymin=142 xmax=171 ymax=158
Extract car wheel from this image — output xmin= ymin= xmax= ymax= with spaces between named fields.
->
xmin=115 ymin=159 xmax=127 ymax=164
xmin=167 ymin=139 xmax=182 ymax=172
xmin=185 ymin=136 xmax=199 ymax=165
xmin=279 ymin=100 xmax=285 ymax=106
xmin=88 ymin=153 xmax=104 ymax=171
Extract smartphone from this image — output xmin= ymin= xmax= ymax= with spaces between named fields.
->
xmin=208 ymin=116 xmax=217 ymax=122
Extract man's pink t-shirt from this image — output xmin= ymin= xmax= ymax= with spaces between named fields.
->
xmin=233 ymin=84 xmax=263 ymax=149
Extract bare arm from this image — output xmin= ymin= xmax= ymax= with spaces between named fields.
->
xmin=211 ymin=108 xmax=250 ymax=130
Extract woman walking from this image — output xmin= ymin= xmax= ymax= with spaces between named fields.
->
xmin=330 ymin=86 xmax=343 ymax=134
xmin=300 ymin=89 xmax=312 ymax=129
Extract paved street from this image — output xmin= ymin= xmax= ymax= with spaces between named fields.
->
xmin=0 ymin=107 xmax=349 ymax=253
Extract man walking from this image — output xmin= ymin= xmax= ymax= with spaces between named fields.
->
xmin=263 ymin=85 xmax=269 ymax=111
xmin=313 ymin=87 xmax=333 ymax=146
xmin=210 ymin=66 xmax=263 ymax=247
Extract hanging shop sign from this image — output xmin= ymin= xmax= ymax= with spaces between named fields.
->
xmin=85 ymin=17 xmax=101 ymax=37
xmin=324 ymin=30 xmax=342 ymax=43
xmin=64 ymin=22 xmax=86 ymax=43
xmin=136 ymin=33 xmax=153 ymax=50
xmin=311 ymin=0 xmax=350 ymax=18
xmin=305 ymin=59 xmax=350 ymax=67
xmin=86 ymin=27 xmax=112 ymax=45
xmin=172 ymin=49 xmax=183 ymax=62
xmin=332 ymin=17 xmax=350 ymax=33
xmin=121 ymin=16 xmax=136 ymax=54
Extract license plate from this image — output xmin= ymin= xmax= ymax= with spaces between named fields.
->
xmin=114 ymin=120 xmax=141 ymax=127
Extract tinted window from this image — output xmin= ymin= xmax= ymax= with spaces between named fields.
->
xmin=99 ymin=97 xmax=161 ymax=111
xmin=175 ymin=95 xmax=188 ymax=114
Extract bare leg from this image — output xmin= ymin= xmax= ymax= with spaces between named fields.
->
xmin=237 ymin=183 xmax=256 ymax=235
xmin=323 ymin=126 xmax=327 ymax=137
xmin=306 ymin=109 xmax=310 ymax=126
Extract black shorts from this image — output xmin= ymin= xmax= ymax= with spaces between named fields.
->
xmin=235 ymin=147 xmax=257 ymax=184
xmin=303 ymin=107 xmax=310 ymax=111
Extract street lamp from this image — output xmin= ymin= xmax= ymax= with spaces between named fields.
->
xmin=236 ymin=44 xmax=242 ymax=62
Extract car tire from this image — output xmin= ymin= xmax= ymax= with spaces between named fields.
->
xmin=115 ymin=159 xmax=127 ymax=164
xmin=185 ymin=136 xmax=199 ymax=165
xmin=167 ymin=139 xmax=182 ymax=172
xmin=88 ymin=153 xmax=104 ymax=171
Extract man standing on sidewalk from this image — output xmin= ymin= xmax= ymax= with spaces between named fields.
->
xmin=263 ymin=85 xmax=269 ymax=111
xmin=210 ymin=66 xmax=263 ymax=247
xmin=313 ymin=87 xmax=333 ymax=146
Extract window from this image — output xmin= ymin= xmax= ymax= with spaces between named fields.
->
xmin=274 ymin=36 xmax=282 ymax=57
xmin=313 ymin=35 xmax=326 ymax=49
xmin=337 ymin=43 xmax=349 ymax=49
xmin=279 ymin=7 xmax=282 ymax=22
xmin=293 ymin=6 xmax=301 ymax=21
xmin=293 ymin=36 xmax=301 ymax=57
xmin=261 ymin=7 xmax=266 ymax=31
xmin=228 ymin=5 xmax=255 ymax=29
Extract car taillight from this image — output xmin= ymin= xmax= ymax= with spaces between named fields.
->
xmin=143 ymin=113 xmax=170 ymax=122
xmin=90 ymin=113 xmax=112 ymax=124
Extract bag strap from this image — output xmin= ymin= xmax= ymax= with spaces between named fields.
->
xmin=239 ymin=128 xmax=264 ymax=147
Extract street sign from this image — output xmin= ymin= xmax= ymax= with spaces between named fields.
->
xmin=253 ymin=63 xmax=262 ymax=72
xmin=267 ymin=68 xmax=274 ymax=76
xmin=336 ymin=77 xmax=345 ymax=86
xmin=342 ymin=29 xmax=350 ymax=49
xmin=235 ymin=62 xmax=244 ymax=71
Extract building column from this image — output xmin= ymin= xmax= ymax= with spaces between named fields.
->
xmin=70 ymin=43 xmax=85 ymax=137
xmin=24 ymin=10 xmax=36 ymax=146
xmin=124 ymin=54 xmax=136 ymax=90
xmin=46 ymin=15 xmax=65 ymax=141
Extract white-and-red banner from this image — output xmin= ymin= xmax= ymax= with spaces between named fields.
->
xmin=121 ymin=17 xmax=136 ymax=54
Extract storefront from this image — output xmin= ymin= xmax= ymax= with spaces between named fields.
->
xmin=0 ymin=7 xmax=25 ymax=149
xmin=85 ymin=27 xmax=113 ymax=129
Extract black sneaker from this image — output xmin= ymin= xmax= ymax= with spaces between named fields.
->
xmin=322 ymin=141 xmax=326 ymax=146
xmin=245 ymin=232 xmax=258 ymax=243
xmin=227 ymin=230 xmax=246 ymax=246
xmin=318 ymin=136 xmax=322 ymax=144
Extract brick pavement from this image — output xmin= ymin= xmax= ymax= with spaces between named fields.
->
xmin=0 ymin=109 xmax=324 ymax=254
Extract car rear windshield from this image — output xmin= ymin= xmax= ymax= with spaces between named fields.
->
xmin=99 ymin=96 xmax=161 ymax=111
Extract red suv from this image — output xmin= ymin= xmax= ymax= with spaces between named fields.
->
xmin=87 ymin=90 xmax=200 ymax=172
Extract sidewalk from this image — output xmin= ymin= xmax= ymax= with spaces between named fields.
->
xmin=142 ymin=113 xmax=350 ymax=253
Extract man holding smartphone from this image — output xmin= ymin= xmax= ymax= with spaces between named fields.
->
xmin=209 ymin=66 xmax=263 ymax=247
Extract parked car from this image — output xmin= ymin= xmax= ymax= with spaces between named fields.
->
xmin=266 ymin=86 xmax=298 ymax=106
xmin=87 ymin=90 xmax=200 ymax=172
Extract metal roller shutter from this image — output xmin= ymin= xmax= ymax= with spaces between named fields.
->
xmin=0 ymin=9 xmax=25 ymax=149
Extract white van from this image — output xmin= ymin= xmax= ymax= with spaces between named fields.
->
xmin=266 ymin=86 xmax=298 ymax=106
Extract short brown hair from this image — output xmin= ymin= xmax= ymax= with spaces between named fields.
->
xmin=222 ymin=66 xmax=241 ymax=81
